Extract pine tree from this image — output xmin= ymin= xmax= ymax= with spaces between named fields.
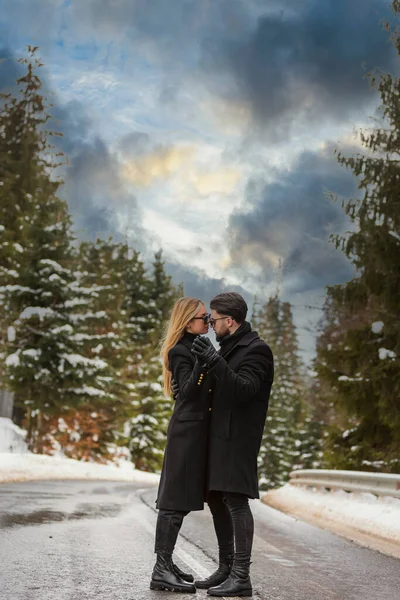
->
xmin=0 ymin=49 xmax=110 ymax=451
xmin=292 ymin=374 xmax=328 ymax=471
xmin=254 ymin=295 xmax=304 ymax=489
xmin=150 ymin=250 xmax=179 ymax=323
xmin=0 ymin=47 xmax=46 ymax=370
xmin=315 ymin=4 xmax=400 ymax=472
xmin=55 ymin=238 xmax=134 ymax=461
xmin=126 ymin=251 xmax=179 ymax=471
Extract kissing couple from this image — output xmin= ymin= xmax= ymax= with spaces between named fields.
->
xmin=150 ymin=292 xmax=274 ymax=597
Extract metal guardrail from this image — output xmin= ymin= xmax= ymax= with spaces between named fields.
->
xmin=289 ymin=469 xmax=400 ymax=499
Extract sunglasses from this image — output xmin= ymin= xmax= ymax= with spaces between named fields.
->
xmin=192 ymin=315 xmax=231 ymax=327
xmin=209 ymin=316 xmax=230 ymax=327
xmin=192 ymin=314 xmax=211 ymax=325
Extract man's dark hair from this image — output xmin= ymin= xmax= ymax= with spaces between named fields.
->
xmin=210 ymin=292 xmax=248 ymax=324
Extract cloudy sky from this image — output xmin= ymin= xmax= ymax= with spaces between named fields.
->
xmin=0 ymin=0 xmax=397 ymax=360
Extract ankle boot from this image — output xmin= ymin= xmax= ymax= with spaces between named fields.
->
xmin=172 ymin=561 xmax=194 ymax=583
xmin=207 ymin=560 xmax=252 ymax=597
xmin=195 ymin=554 xmax=233 ymax=589
xmin=150 ymin=553 xmax=196 ymax=593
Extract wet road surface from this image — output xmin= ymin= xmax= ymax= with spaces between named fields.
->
xmin=0 ymin=480 xmax=399 ymax=599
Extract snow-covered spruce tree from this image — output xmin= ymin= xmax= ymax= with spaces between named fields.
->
xmin=48 ymin=242 xmax=180 ymax=468
xmin=126 ymin=251 xmax=179 ymax=472
xmin=0 ymin=48 xmax=43 ymax=377
xmin=315 ymin=5 xmax=400 ymax=472
xmin=254 ymin=295 xmax=304 ymax=490
xmin=0 ymin=49 xmax=112 ymax=452
xmin=291 ymin=373 xmax=328 ymax=471
xmin=150 ymin=250 xmax=180 ymax=324
xmin=51 ymin=238 xmax=134 ymax=462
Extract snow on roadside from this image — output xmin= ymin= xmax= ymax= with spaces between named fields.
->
xmin=0 ymin=417 xmax=29 ymax=453
xmin=0 ymin=452 xmax=160 ymax=485
xmin=264 ymin=483 xmax=400 ymax=544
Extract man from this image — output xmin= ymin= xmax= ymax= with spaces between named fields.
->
xmin=190 ymin=292 xmax=274 ymax=597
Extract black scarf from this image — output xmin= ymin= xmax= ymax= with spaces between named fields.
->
xmin=182 ymin=331 xmax=198 ymax=343
xmin=218 ymin=321 xmax=252 ymax=358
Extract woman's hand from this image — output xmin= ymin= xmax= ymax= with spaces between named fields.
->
xmin=171 ymin=378 xmax=179 ymax=399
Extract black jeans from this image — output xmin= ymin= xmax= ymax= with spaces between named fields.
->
xmin=207 ymin=491 xmax=254 ymax=564
xmin=154 ymin=509 xmax=189 ymax=555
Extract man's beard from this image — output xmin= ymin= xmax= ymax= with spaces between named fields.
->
xmin=216 ymin=327 xmax=230 ymax=343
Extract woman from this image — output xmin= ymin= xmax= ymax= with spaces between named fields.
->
xmin=150 ymin=297 xmax=213 ymax=593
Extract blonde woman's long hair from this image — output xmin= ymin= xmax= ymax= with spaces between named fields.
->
xmin=160 ymin=297 xmax=203 ymax=396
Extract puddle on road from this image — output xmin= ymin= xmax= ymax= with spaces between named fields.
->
xmin=0 ymin=503 xmax=122 ymax=529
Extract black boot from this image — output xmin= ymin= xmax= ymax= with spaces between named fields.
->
xmin=150 ymin=553 xmax=196 ymax=593
xmin=195 ymin=555 xmax=233 ymax=589
xmin=173 ymin=561 xmax=194 ymax=583
xmin=207 ymin=560 xmax=252 ymax=597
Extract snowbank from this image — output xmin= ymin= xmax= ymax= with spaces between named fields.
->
xmin=0 ymin=418 xmax=160 ymax=485
xmin=0 ymin=417 xmax=29 ymax=453
xmin=263 ymin=483 xmax=400 ymax=546
xmin=0 ymin=452 xmax=160 ymax=485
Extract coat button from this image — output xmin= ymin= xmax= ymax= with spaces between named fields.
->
xmin=208 ymin=389 xmax=212 ymax=393
xmin=209 ymin=407 xmax=212 ymax=412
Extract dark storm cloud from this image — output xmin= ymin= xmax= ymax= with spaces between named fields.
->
xmin=228 ymin=145 xmax=357 ymax=293
xmin=165 ymin=260 xmax=251 ymax=306
xmin=71 ymin=0 xmax=251 ymax=51
xmin=51 ymin=101 xmax=92 ymax=155
xmin=70 ymin=0 xmax=395 ymax=135
xmin=119 ymin=131 xmax=152 ymax=156
xmin=1 ymin=0 xmax=62 ymax=36
xmin=118 ymin=130 xmax=171 ymax=163
xmin=4 ymin=1 xmax=395 ymax=140
xmin=47 ymin=98 xmax=141 ymax=241
xmin=50 ymin=101 xmax=142 ymax=241
xmin=0 ymin=47 xmax=23 ymax=92
xmin=61 ymin=136 xmax=138 ymax=241
xmin=203 ymin=0 xmax=395 ymax=133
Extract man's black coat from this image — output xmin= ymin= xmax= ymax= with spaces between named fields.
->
xmin=156 ymin=332 xmax=211 ymax=512
xmin=207 ymin=329 xmax=274 ymax=499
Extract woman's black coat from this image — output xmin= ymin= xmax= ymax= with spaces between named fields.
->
xmin=207 ymin=330 xmax=274 ymax=499
xmin=156 ymin=333 xmax=212 ymax=512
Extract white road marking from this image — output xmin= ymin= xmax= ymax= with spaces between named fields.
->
xmin=135 ymin=490 xmax=235 ymax=599
xmin=174 ymin=546 xmax=210 ymax=579
xmin=255 ymin=533 xmax=284 ymax=554
xmin=262 ymin=552 xmax=297 ymax=567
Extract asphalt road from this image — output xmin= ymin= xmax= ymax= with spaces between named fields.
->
xmin=0 ymin=480 xmax=399 ymax=600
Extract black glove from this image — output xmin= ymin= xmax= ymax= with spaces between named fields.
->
xmin=171 ymin=378 xmax=179 ymax=399
xmin=191 ymin=336 xmax=221 ymax=369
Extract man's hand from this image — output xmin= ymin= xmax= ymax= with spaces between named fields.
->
xmin=191 ymin=336 xmax=221 ymax=369
xmin=171 ymin=378 xmax=179 ymax=399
